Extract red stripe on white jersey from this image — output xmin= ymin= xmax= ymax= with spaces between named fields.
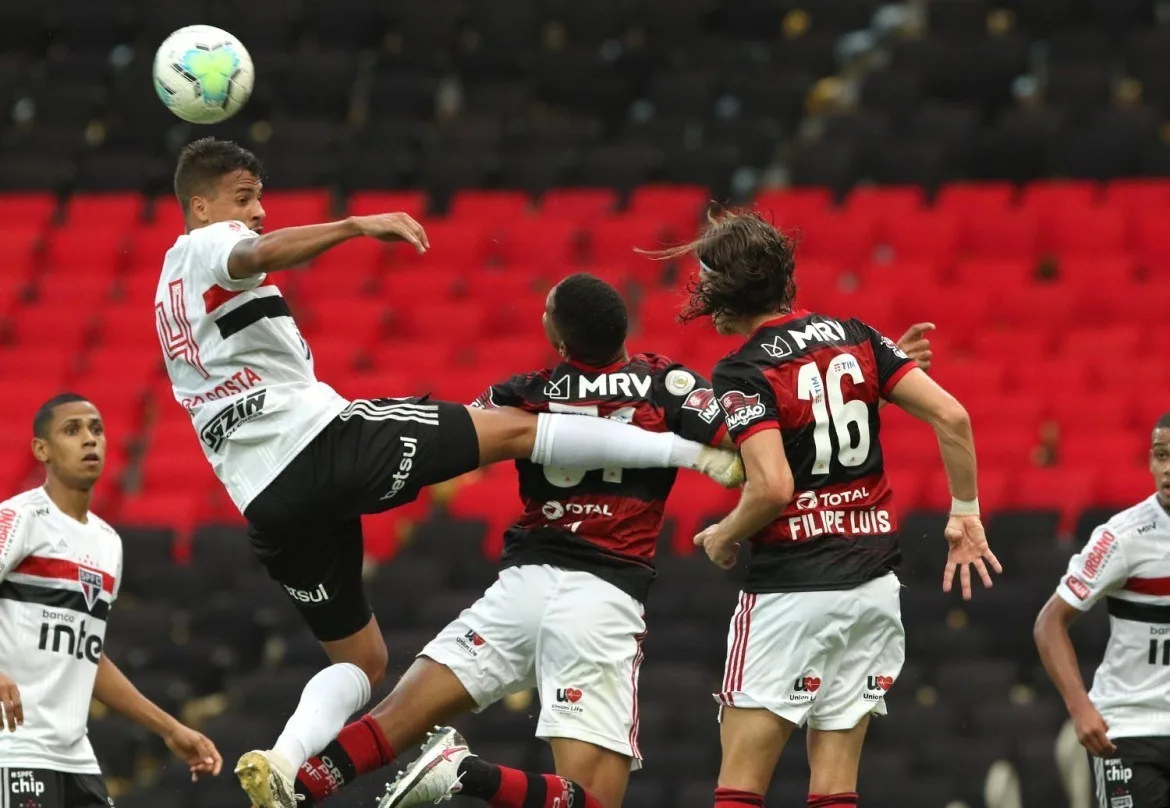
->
xmin=13 ymin=555 xmax=115 ymax=593
xmin=203 ymin=276 xmax=274 ymax=313
xmin=720 ymin=593 xmax=756 ymax=703
xmin=1125 ymin=577 xmax=1170 ymax=596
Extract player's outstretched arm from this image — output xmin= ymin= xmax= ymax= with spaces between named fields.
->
xmin=1034 ymin=596 xmax=1117 ymax=757
xmin=93 ymin=655 xmax=223 ymax=780
xmin=694 ymin=429 xmax=794 ymax=569
xmin=886 ymin=367 xmax=1002 ymax=598
xmin=227 ymin=213 xmax=429 ymax=279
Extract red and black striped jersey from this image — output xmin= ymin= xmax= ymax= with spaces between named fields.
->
xmin=472 ymin=352 xmax=727 ymax=602
xmin=712 ymin=309 xmax=916 ymax=593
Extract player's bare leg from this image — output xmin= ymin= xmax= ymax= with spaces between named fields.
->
xmin=237 ymin=617 xmax=387 ymax=808
xmin=714 ymin=707 xmax=794 ymax=808
xmin=805 ymin=716 xmax=869 ymax=803
xmin=465 ymin=406 xmax=744 ymax=488
xmin=293 ymin=657 xmax=475 ymax=805
xmin=549 ymin=737 xmax=631 ymax=808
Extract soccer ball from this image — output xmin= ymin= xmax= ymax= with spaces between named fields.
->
xmin=153 ymin=25 xmax=254 ymax=124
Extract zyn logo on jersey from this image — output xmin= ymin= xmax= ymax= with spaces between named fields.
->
xmin=720 ymin=391 xmax=767 ymax=430
xmin=542 ymin=501 xmax=613 ymax=520
xmin=380 ymin=436 xmax=419 ymax=501
xmin=200 ymin=390 xmax=267 ymax=452
xmin=78 ymin=567 xmax=104 ymax=612
xmin=681 ymin=388 xmax=721 ymax=423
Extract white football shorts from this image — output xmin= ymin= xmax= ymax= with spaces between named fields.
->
xmin=420 ymin=564 xmax=647 ymax=768
xmin=715 ymin=572 xmax=905 ymax=731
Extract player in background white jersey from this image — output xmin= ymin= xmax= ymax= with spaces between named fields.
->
xmin=155 ymin=138 xmax=743 ymax=808
xmin=1035 ymin=413 xmax=1170 ymax=808
xmin=0 ymin=394 xmax=221 ymax=808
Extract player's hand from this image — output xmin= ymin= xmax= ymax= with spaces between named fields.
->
xmin=0 ymin=671 xmax=22 ymax=731
xmin=694 ymin=524 xmax=740 ymax=570
xmin=897 ymin=322 xmax=935 ymax=371
xmin=1071 ymin=702 xmax=1117 ymax=757
xmin=163 ymin=723 xmax=223 ymax=781
xmin=351 ymin=212 xmax=430 ymax=253
xmin=942 ymin=514 xmax=1002 ymax=600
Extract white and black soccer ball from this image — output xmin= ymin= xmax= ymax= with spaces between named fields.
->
xmin=153 ymin=25 xmax=254 ymax=124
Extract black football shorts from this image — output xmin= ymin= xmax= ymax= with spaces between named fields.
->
xmin=0 ymin=769 xmax=113 ymax=808
xmin=244 ymin=397 xmax=480 ymax=642
xmin=1091 ymin=737 xmax=1170 ymax=808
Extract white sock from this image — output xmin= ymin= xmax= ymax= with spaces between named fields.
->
xmin=270 ymin=663 xmax=372 ymax=777
xmin=532 ymin=413 xmax=705 ymax=470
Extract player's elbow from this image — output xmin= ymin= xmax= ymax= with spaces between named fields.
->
xmin=753 ymin=469 xmax=794 ymax=511
xmin=1033 ymin=597 xmax=1074 ymax=644
xmin=931 ymin=397 xmax=971 ymax=439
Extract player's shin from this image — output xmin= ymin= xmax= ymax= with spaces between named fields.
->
xmin=458 ymin=758 xmax=605 ymax=808
xmin=296 ymin=715 xmax=396 ymax=805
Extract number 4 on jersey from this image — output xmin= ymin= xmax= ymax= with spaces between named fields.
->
xmin=797 ymin=352 xmax=871 ymax=475
xmin=156 ymin=279 xmax=210 ymax=380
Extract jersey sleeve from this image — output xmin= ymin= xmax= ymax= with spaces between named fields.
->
xmin=470 ymin=373 xmax=528 ymax=410
xmin=657 ymin=365 xmax=727 ymax=446
xmin=865 ymin=325 xmax=916 ymax=397
xmin=189 ymin=221 xmax=264 ymax=291
xmin=0 ymin=504 xmax=31 ymax=583
xmin=1055 ymin=526 xmax=1130 ymax=611
xmin=712 ymin=356 xmax=781 ymax=447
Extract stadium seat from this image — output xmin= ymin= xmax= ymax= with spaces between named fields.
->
xmin=0 ymin=192 xmax=57 ymax=227
xmin=0 ymin=226 xmax=44 ymax=279
xmin=754 ymin=187 xmax=833 ymax=224
xmin=933 ymin=181 xmax=1015 ymax=216
xmin=881 ymin=210 xmax=960 ymax=268
xmin=9 ymin=304 xmax=93 ymax=351
xmin=539 ymin=188 xmax=619 ymax=220
xmin=261 ymin=190 xmax=332 ymax=228
xmin=1045 ymin=207 xmax=1127 ymax=258
xmin=627 ymin=183 xmax=708 ymax=233
xmin=63 ymin=192 xmax=145 ymax=229
xmin=960 ymin=207 xmax=1040 ymax=261
xmin=1102 ymin=178 xmax=1170 ymax=213
xmin=495 ymin=218 xmax=581 ymax=271
xmin=44 ymin=225 xmax=126 ymax=278
xmin=448 ymin=189 xmax=532 ymax=223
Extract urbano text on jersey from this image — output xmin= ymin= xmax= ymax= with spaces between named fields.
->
xmin=181 ymin=366 xmax=264 ymax=409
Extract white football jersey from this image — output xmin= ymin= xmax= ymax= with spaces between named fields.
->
xmin=0 ymin=487 xmax=122 ymax=773
xmin=1056 ymin=494 xmax=1170 ymax=739
xmin=156 ymin=221 xmax=348 ymax=511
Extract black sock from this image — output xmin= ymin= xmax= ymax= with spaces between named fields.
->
xmin=456 ymin=757 xmax=501 ymax=800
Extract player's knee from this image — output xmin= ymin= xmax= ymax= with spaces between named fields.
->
xmin=349 ymin=638 xmax=388 ymax=687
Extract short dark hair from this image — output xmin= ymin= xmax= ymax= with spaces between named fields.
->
xmin=174 ymin=137 xmax=263 ymax=213
xmin=33 ymin=393 xmax=89 ymax=439
xmin=640 ymin=208 xmax=798 ymax=323
xmin=1157 ymin=412 xmax=1170 ymax=430
xmin=551 ymin=274 xmax=628 ymax=366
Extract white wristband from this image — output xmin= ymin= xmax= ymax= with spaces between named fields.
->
xmin=950 ymin=497 xmax=980 ymax=517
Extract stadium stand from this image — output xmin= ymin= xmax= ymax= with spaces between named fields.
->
xmin=2 ymin=0 xmax=1167 ymax=806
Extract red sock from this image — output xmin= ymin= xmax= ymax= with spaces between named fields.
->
xmin=458 ymin=758 xmax=603 ymax=808
xmin=715 ymin=786 xmax=764 ymax=808
xmin=295 ymin=715 xmax=396 ymax=805
xmin=808 ymin=793 xmax=858 ymax=807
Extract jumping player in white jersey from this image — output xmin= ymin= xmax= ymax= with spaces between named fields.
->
xmin=0 ymin=394 xmax=222 ymax=808
xmin=154 ymin=138 xmax=743 ymax=808
xmin=1035 ymin=413 xmax=1170 ymax=808
xmin=643 ymin=211 xmax=1000 ymax=808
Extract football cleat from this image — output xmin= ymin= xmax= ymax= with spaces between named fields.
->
xmin=236 ymin=749 xmax=297 ymax=808
xmin=377 ymin=727 xmax=471 ymax=808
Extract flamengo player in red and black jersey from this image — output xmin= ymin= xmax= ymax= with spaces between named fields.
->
xmin=286 ymin=274 xmax=729 ymax=808
xmin=648 ymin=211 xmax=1002 ymax=808
xmin=0 ymin=395 xmax=221 ymax=808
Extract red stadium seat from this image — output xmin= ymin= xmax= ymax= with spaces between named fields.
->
xmin=44 ymin=226 xmax=126 ymax=277
xmin=933 ymin=182 xmax=1015 ymax=217
xmin=383 ymin=268 xmax=461 ymax=303
xmin=1009 ymin=467 xmax=1099 ymax=526
xmin=967 ymin=393 xmax=1047 ymax=434
xmin=303 ymin=299 xmax=389 ymax=345
xmin=928 ymin=360 xmax=1007 ymax=403
xmin=1131 ymin=209 xmax=1170 ymax=266
xmin=1019 ymin=180 xmax=1100 ymax=213
xmin=973 ymin=424 xmax=1041 ymax=468
xmin=844 ymin=185 xmax=926 ymax=228
xmin=881 ymin=210 xmax=960 ymax=269
xmin=262 ymin=190 xmax=332 ymax=228
xmin=754 ymin=188 xmax=833 ymax=225
xmin=1103 ymin=178 xmax=1170 ymax=215
xmin=117 ymin=491 xmax=200 ymax=534
xmin=0 ymin=193 xmax=57 ymax=227
xmin=1044 ymin=207 xmax=1127 ymax=258
xmin=664 ymin=472 xmax=738 ymax=555
xmin=147 ymin=197 xmax=187 ymax=232
xmin=127 ymin=226 xmax=181 ymax=274
xmin=327 ymin=369 xmax=415 ymax=401
xmin=588 ymin=216 xmax=671 ymax=279
xmin=1048 ymin=394 xmax=1135 ymax=433
xmin=960 ymin=207 xmax=1040 ymax=261
xmin=0 ymin=347 xmax=76 ymax=379
xmin=310 ymin=236 xmax=389 ymax=278
xmin=306 ymin=336 xmax=361 ymax=378
xmin=1060 ymin=430 xmax=1145 ymax=468
xmin=447 ymin=472 xmax=522 ymax=559
xmin=83 ymin=346 xmax=162 ymax=381
xmin=97 ymin=302 xmax=162 ymax=349
xmin=964 ymin=326 xmax=1054 ymax=363
xmin=63 ymin=192 xmax=145 ymax=230
xmin=1096 ymin=465 xmax=1157 ymax=508
xmin=540 ymin=188 xmax=619 ymax=220
xmin=34 ymin=269 xmax=118 ymax=306
xmin=449 ymin=190 xmax=532 ymax=223
xmin=627 ymin=184 xmax=708 ymax=234
xmin=990 ymin=284 xmax=1085 ymax=328
xmin=1057 ymin=255 xmax=1138 ymax=294
xmin=795 ymin=211 xmax=878 ymax=266
xmin=920 ymin=467 xmax=1013 ymax=515
xmin=954 ymin=257 xmax=1033 ymax=289
xmin=0 ymin=226 xmax=44 ymax=278
xmin=347 ymin=190 xmax=429 ymax=220
xmin=9 ymin=303 xmax=93 ymax=350
xmin=495 ymin=218 xmax=581 ymax=272
xmin=407 ymin=220 xmax=490 ymax=267
xmin=1057 ymin=324 xmax=1143 ymax=361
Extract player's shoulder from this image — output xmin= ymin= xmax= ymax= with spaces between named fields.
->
xmin=0 ymin=486 xmax=51 ymax=518
xmin=88 ymin=512 xmax=122 ymax=543
xmin=1102 ymin=495 xmax=1166 ymax=542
